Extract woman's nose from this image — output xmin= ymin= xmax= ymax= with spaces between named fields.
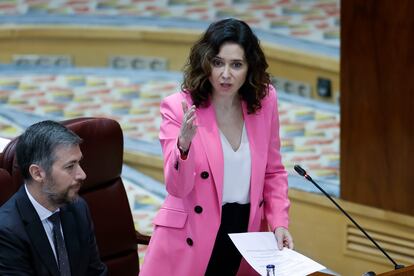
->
xmin=221 ymin=65 xmax=230 ymax=79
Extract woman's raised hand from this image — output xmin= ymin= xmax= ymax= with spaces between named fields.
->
xmin=178 ymin=101 xmax=197 ymax=152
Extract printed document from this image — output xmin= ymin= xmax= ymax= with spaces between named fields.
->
xmin=229 ymin=232 xmax=326 ymax=276
xmin=0 ymin=137 xmax=10 ymax=152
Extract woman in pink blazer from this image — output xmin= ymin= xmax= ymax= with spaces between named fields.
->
xmin=140 ymin=18 xmax=293 ymax=276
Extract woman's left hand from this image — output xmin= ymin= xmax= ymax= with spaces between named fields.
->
xmin=274 ymin=227 xmax=294 ymax=250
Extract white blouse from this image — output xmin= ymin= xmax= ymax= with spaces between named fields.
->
xmin=220 ymin=124 xmax=251 ymax=205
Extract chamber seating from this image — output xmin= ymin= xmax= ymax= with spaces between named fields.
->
xmin=0 ymin=168 xmax=14 ymax=207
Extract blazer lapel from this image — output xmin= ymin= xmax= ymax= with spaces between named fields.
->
xmin=16 ymin=187 xmax=60 ymax=276
xmin=60 ymin=205 xmax=81 ymax=276
xmin=242 ymin=102 xmax=267 ymax=227
xmin=196 ymin=104 xmax=224 ymax=208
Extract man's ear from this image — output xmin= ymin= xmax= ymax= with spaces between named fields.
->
xmin=28 ymin=164 xmax=46 ymax=182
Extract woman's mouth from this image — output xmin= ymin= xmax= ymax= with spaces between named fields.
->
xmin=220 ymin=83 xmax=232 ymax=88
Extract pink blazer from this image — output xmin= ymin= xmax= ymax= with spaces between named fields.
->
xmin=140 ymin=85 xmax=290 ymax=276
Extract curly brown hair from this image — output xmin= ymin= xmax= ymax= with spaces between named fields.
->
xmin=182 ymin=18 xmax=271 ymax=114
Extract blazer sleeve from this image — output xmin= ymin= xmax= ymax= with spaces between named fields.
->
xmin=159 ymin=93 xmax=197 ymax=198
xmin=262 ymin=85 xmax=290 ymax=231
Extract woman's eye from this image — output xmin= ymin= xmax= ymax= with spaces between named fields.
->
xmin=212 ymin=59 xmax=223 ymax=67
xmin=232 ymin=62 xmax=243 ymax=68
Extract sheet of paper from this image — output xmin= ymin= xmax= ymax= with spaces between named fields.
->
xmin=0 ymin=137 xmax=10 ymax=153
xmin=229 ymin=232 xmax=326 ymax=276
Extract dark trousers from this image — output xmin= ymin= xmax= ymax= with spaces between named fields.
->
xmin=205 ymin=203 xmax=250 ymax=276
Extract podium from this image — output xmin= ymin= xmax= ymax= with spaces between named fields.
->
xmin=309 ymin=265 xmax=414 ymax=276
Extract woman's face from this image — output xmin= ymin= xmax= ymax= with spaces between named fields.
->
xmin=208 ymin=42 xmax=248 ymax=98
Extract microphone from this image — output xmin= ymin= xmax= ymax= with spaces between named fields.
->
xmin=294 ymin=165 xmax=405 ymax=271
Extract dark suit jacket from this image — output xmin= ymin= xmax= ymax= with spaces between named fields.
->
xmin=0 ymin=185 xmax=107 ymax=276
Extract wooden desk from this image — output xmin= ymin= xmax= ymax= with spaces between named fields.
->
xmin=377 ymin=265 xmax=414 ymax=276
xmin=310 ymin=265 xmax=414 ymax=276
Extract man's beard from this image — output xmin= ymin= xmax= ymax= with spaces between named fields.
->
xmin=42 ymin=178 xmax=80 ymax=207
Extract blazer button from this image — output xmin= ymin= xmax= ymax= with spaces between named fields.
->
xmin=194 ymin=205 xmax=203 ymax=214
xmin=186 ymin=238 xmax=193 ymax=246
xmin=200 ymin=171 xmax=209 ymax=179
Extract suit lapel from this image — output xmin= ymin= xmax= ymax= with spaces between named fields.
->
xmin=196 ymin=104 xmax=224 ymax=208
xmin=16 ymin=187 xmax=60 ymax=276
xmin=61 ymin=205 xmax=81 ymax=276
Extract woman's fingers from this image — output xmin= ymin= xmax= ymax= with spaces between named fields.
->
xmin=186 ymin=115 xmax=197 ymax=128
xmin=179 ymin=101 xmax=197 ymax=148
xmin=274 ymin=227 xmax=294 ymax=250
xmin=181 ymin=100 xmax=189 ymax=114
xmin=182 ymin=102 xmax=196 ymax=128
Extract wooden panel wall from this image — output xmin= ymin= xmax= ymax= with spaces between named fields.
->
xmin=340 ymin=0 xmax=414 ymax=215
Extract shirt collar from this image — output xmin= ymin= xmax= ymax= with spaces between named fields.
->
xmin=25 ymin=184 xmax=59 ymax=221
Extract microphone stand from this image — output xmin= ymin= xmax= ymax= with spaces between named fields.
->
xmin=294 ymin=165 xmax=405 ymax=271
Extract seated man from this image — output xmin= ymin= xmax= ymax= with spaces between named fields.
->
xmin=0 ymin=120 xmax=107 ymax=276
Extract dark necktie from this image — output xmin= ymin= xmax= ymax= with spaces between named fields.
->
xmin=48 ymin=212 xmax=71 ymax=276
